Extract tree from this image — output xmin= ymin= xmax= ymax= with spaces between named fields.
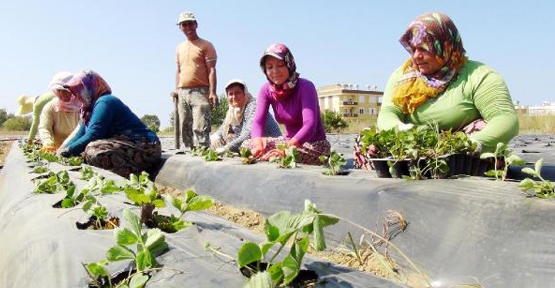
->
xmin=210 ymin=95 xmax=228 ymax=127
xmin=321 ymin=110 xmax=348 ymax=133
xmin=140 ymin=114 xmax=161 ymax=132
xmin=2 ymin=116 xmax=31 ymax=131
xmin=0 ymin=109 xmax=9 ymax=127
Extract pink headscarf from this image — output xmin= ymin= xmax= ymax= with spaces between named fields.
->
xmin=64 ymin=70 xmax=112 ymax=125
xmin=259 ymin=43 xmax=300 ymax=101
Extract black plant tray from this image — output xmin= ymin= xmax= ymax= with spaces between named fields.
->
xmin=371 ymin=154 xmax=494 ymax=179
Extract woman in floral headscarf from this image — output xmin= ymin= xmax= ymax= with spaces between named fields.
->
xmin=58 ymin=70 xmax=161 ymax=177
xmin=380 ymin=12 xmax=518 ymax=149
xmin=247 ymin=43 xmax=329 ymax=165
xmin=355 ymin=12 xmax=518 ymax=169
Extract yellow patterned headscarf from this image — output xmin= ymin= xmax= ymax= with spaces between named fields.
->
xmin=392 ymin=12 xmax=467 ymax=114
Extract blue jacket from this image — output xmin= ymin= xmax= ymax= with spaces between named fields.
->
xmin=65 ymin=95 xmax=158 ymax=155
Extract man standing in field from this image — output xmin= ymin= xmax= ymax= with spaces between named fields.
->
xmin=174 ymin=11 xmax=217 ymax=149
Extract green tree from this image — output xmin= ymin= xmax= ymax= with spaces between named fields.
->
xmin=321 ymin=110 xmax=348 ymax=133
xmin=140 ymin=114 xmax=161 ymax=132
xmin=0 ymin=109 xmax=10 ymax=127
xmin=2 ymin=116 xmax=31 ymax=131
xmin=210 ymin=95 xmax=228 ymax=127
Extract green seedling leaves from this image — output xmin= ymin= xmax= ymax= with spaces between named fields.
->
xmin=244 ymin=271 xmax=273 ymax=288
xmin=115 ymin=228 xmax=139 ymax=246
xmin=519 ymin=158 xmax=555 ymax=198
xmin=320 ymin=150 xmax=347 ymax=176
xmin=238 ymin=242 xmax=263 ymax=268
xmin=106 ymin=245 xmax=135 ymax=262
xmin=235 ymin=199 xmax=337 ymax=286
xmin=127 ymin=273 xmax=149 ymax=288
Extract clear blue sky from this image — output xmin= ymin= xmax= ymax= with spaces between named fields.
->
xmin=1 ymin=0 xmax=553 ymax=128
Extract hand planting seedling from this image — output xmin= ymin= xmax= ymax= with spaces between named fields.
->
xmin=518 ymin=158 xmax=555 ymax=198
xmin=236 ymin=200 xmax=339 ymax=287
xmin=84 ymin=208 xmax=168 ymax=288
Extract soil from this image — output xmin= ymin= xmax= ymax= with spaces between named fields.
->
xmin=156 ymin=182 xmax=408 ymax=285
xmin=0 ymin=141 xmax=11 ymax=168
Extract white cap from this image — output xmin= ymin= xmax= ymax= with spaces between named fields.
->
xmin=177 ymin=11 xmax=196 ymax=24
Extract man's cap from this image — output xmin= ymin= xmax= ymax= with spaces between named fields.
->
xmin=177 ymin=11 xmax=196 ymax=24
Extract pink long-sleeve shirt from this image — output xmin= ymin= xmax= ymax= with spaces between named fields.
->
xmin=251 ymin=78 xmax=326 ymax=144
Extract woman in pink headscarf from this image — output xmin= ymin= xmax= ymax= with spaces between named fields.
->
xmin=58 ymin=70 xmax=161 ymax=178
xmin=248 ymin=43 xmax=329 ymax=165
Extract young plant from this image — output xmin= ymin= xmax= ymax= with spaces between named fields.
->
xmin=271 ymin=144 xmax=301 ymax=169
xmin=481 ymin=142 xmax=526 ymax=181
xmin=33 ymin=169 xmax=73 ymax=194
xmin=59 ymin=182 xmax=85 ymax=208
xmin=157 ymin=189 xmax=215 ymax=233
xmin=240 ymin=147 xmax=257 ymax=164
xmin=203 ymin=148 xmax=221 ymax=162
xmin=518 ymin=158 xmax=555 ymax=198
xmin=319 ymin=150 xmax=347 ymax=175
xmin=85 ymin=208 xmax=168 ymax=288
xmin=237 ymin=200 xmax=339 ymax=286
xmin=123 ymin=172 xmax=166 ymax=226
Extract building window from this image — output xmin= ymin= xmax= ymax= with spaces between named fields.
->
xmin=370 ymin=108 xmax=375 ymax=115
xmin=359 ymin=95 xmax=365 ymax=103
xmin=359 ymin=108 xmax=364 ymax=115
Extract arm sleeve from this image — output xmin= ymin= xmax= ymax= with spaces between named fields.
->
xmin=251 ymin=86 xmax=271 ymax=138
xmin=290 ymin=82 xmax=319 ymax=144
xmin=377 ymin=68 xmax=406 ymax=130
xmin=65 ymin=99 xmax=116 ymax=155
xmin=226 ymin=101 xmax=256 ymax=151
xmin=468 ymin=69 xmax=519 ymax=151
xmin=37 ymin=102 xmax=55 ymax=147
xmin=28 ymin=93 xmax=55 ymax=140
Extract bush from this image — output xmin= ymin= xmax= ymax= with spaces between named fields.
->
xmin=210 ymin=95 xmax=228 ymax=127
xmin=321 ymin=110 xmax=348 ymax=133
xmin=140 ymin=114 xmax=161 ymax=132
xmin=2 ymin=116 xmax=31 ymax=131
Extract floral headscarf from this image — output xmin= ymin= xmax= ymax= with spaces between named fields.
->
xmin=392 ymin=12 xmax=467 ymax=114
xmin=259 ymin=43 xmax=300 ymax=101
xmin=65 ymin=70 xmax=112 ymax=125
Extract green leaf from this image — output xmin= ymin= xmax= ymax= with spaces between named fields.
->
xmin=115 ymin=228 xmax=139 ymax=245
xmin=267 ymin=262 xmax=283 ymax=284
xmin=535 ymin=158 xmax=544 ymax=175
xmin=521 ymin=167 xmax=539 ymax=177
xmin=480 ymin=152 xmax=496 ymax=159
xmin=237 ymin=242 xmax=263 ymax=268
xmin=506 ymin=154 xmax=526 ymax=166
xmin=518 ymin=178 xmax=536 ymax=191
xmin=243 ymin=271 xmax=273 ymax=288
xmin=186 ymin=196 xmax=214 ymax=211
xmin=61 ymin=198 xmax=76 ymax=208
xmin=260 ymin=241 xmax=277 ymax=257
xmin=281 ymin=254 xmax=301 ymax=285
xmin=136 ymin=250 xmax=156 ymax=271
xmin=128 ymin=273 xmax=149 ymax=288
xmin=123 ymin=209 xmax=143 ymax=236
xmin=144 ymin=228 xmax=165 ymax=251
xmin=106 ymin=245 xmax=135 ymax=262
xmin=86 ymin=262 xmax=108 ymax=278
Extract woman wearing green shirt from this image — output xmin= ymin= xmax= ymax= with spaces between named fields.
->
xmin=377 ymin=12 xmax=518 ymax=152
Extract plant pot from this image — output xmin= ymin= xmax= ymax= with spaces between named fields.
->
xmin=370 ymin=158 xmax=409 ymax=178
xmin=446 ymin=154 xmax=494 ymax=177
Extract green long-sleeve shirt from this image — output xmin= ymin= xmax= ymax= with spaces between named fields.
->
xmin=28 ymin=92 xmax=56 ymax=141
xmin=377 ymin=60 xmax=519 ymax=152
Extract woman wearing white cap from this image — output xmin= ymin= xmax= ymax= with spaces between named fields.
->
xmin=210 ymin=79 xmax=281 ymax=153
xmin=37 ymin=73 xmax=81 ymax=152
xmin=15 ymin=72 xmax=75 ymax=145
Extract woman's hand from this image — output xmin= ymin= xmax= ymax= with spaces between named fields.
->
xmin=250 ymin=137 xmax=268 ymax=158
xmin=261 ymin=149 xmax=285 ymax=161
xmin=39 ymin=145 xmax=56 ymax=153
